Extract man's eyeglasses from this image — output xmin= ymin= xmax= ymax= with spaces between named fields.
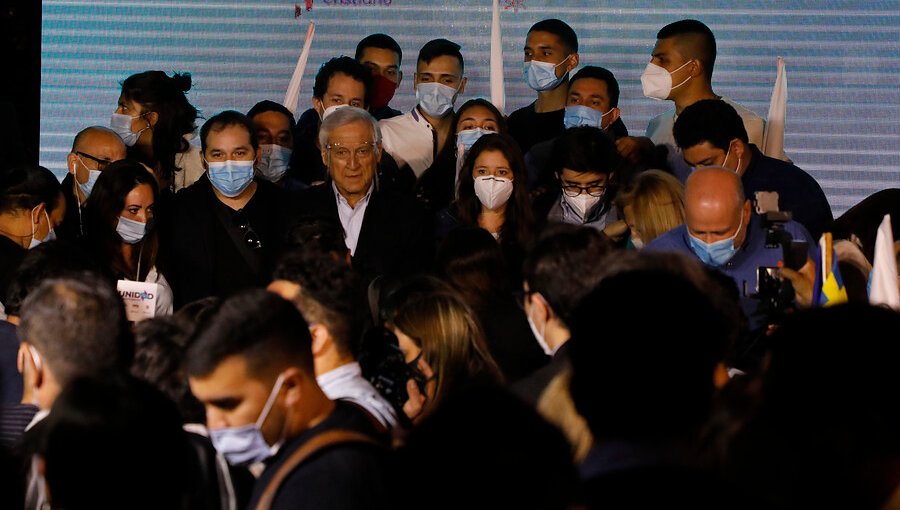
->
xmin=561 ymin=183 xmax=607 ymax=198
xmin=76 ymin=151 xmax=113 ymax=171
xmin=233 ymin=210 xmax=262 ymax=250
xmin=326 ymin=142 xmax=377 ymax=162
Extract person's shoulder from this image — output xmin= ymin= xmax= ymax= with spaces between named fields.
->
xmin=646 ymin=108 xmax=675 ymax=138
xmin=174 ymin=176 xmax=211 ymax=205
xmin=379 ymin=110 xmax=414 ymax=129
xmin=722 ymin=97 xmax=765 ymax=126
xmin=508 ymin=102 xmax=537 ymax=121
xmin=644 ymin=225 xmax=689 ymax=252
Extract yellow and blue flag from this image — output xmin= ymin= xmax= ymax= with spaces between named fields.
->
xmin=812 ymin=233 xmax=848 ymax=307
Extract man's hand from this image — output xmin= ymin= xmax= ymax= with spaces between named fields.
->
xmin=616 ymin=136 xmax=654 ymax=165
xmin=781 ymin=257 xmax=816 ymax=308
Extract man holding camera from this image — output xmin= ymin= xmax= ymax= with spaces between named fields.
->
xmin=645 ymin=166 xmax=816 ymax=328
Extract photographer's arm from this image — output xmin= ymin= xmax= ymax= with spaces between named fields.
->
xmin=780 ymin=257 xmax=816 ymax=308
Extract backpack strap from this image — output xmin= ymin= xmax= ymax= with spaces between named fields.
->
xmin=253 ymin=429 xmax=378 ymax=510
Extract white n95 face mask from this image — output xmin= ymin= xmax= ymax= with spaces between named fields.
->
xmin=640 ymin=60 xmax=693 ymax=100
xmin=563 ymin=192 xmax=602 ymax=221
xmin=474 ymin=175 xmax=513 ymax=210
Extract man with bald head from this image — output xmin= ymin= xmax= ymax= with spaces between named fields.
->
xmin=645 ymin=166 xmax=815 ymax=328
xmin=58 ymin=126 xmax=127 ymax=239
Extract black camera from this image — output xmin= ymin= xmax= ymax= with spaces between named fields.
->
xmin=751 ymin=211 xmax=808 ymax=324
xmin=357 ymin=326 xmax=427 ymax=428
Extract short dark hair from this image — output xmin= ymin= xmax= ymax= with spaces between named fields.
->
xmin=185 ymin=289 xmax=315 ymax=379
xmin=132 ymin=317 xmax=206 ymax=424
xmin=570 ymin=66 xmax=620 ymax=108
xmin=673 ymin=99 xmax=748 ymax=151
xmin=200 ymin=110 xmax=258 ymax=154
xmin=569 ymin=267 xmax=727 ymax=442
xmin=551 ymin=126 xmax=623 ymax=177
xmin=247 ymin=100 xmax=296 ymax=127
xmin=284 ymin=216 xmax=348 ymax=261
xmin=38 ymin=374 xmax=191 ymax=509
xmin=656 ymin=19 xmax=717 ymax=79
xmin=273 ymin=250 xmax=366 ymax=359
xmin=528 ymin=19 xmax=578 ymax=53
xmin=355 ymin=33 xmax=402 ymax=64
xmin=418 ymin=38 xmax=464 ymax=74
xmin=20 ymin=276 xmax=132 ymax=387
xmin=4 ymin=241 xmax=103 ymax=317
xmin=312 ymin=56 xmax=373 ymax=107
xmin=0 ymin=165 xmax=60 ymax=215
xmin=522 ymin=224 xmax=612 ymax=326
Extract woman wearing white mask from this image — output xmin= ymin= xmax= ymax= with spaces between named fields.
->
xmin=85 ymin=160 xmax=173 ymax=316
xmin=416 ymin=98 xmax=506 ymax=217
xmin=112 ymin=71 xmax=202 ymax=193
xmin=436 ymin=133 xmax=534 ymax=284
xmin=0 ymin=166 xmax=64 ymax=306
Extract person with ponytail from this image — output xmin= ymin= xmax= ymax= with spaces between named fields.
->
xmin=111 ymin=71 xmax=201 ymax=192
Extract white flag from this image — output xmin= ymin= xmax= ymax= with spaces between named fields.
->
xmin=869 ymin=214 xmax=900 ymax=310
xmin=283 ymin=22 xmax=316 ymax=116
xmin=762 ymin=57 xmax=789 ymax=161
xmin=490 ymin=0 xmax=505 ymax=114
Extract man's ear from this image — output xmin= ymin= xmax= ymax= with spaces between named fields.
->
xmin=457 ymin=77 xmax=468 ymax=96
xmin=732 ymin=138 xmax=747 ymax=160
xmin=309 ymin=324 xmax=331 ymax=357
xmin=395 ymin=70 xmax=403 ymax=88
xmin=604 ymin=107 xmax=621 ymax=128
xmin=312 ymin=96 xmax=324 ymax=118
xmin=529 ymin=292 xmax=553 ymax=324
xmin=66 ymin=153 xmax=78 ymax=176
xmin=31 ymin=203 xmax=46 ymax=225
xmin=281 ymin=367 xmax=304 ymax=407
xmin=375 ymin=142 xmax=383 ymax=164
xmin=565 ymin=53 xmax=580 ymax=73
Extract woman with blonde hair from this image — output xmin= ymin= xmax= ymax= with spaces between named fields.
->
xmin=616 ymin=169 xmax=685 ymax=248
xmin=390 ymin=287 xmax=503 ymax=423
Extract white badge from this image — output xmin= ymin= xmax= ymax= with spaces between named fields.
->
xmin=117 ymin=280 xmax=159 ymax=322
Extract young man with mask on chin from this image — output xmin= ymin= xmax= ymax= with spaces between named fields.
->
xmin=379 ymin=38 xmax=467 ymax=181
xmin=507 ymin=19 xmax=580 ymax=155
xmin=171 ymin=110 xmax=293 ymax=308
xmin=186 ymin=290 xmax=390 ymax=510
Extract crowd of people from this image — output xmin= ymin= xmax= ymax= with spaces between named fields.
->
xmin=1 ymin=17 xmax=899 ymax=510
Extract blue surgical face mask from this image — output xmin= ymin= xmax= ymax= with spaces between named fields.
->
xmin=74 ymin=155 xmax=102 ymax=200
xmin=563 ymin=105 xmax=614 ymax=130
xmin=256 ymin=144 xmax=292 ymax=183
xmin=116 ymin=216 xmax=147 ymax=244
xmin=110 ymin=112 xmax=150 ymax=147
xmin=524 ymin=56 xmax=571 ymax=92
xmin=209 ymin=374 xmax=285 ymax=466
xmin=29 ymin=208 xmax=55 ymax=249
xmin=416 ymin=82 xmax=458 ymax=118
xmin=688 ymin=213 xmax=744 ymax=267
xmin=456 ymin=128 xmax=489 ymax=154
xmin=207 ymin=160 xmax=255 ymax=198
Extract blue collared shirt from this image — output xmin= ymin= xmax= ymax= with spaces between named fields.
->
xmin=645 ymin=214 xmax=815 ymax=328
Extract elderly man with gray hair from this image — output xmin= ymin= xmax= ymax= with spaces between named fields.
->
xmin=644 ymin=166 xmax=816 ymax=330
xmin=296 ymin=107 xmax=431 ymax=282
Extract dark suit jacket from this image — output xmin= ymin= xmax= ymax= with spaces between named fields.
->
xmin=295 ymin=183 xmax=432 ymax=282
xmin=169 ymin=177 xmax=293 ymax=308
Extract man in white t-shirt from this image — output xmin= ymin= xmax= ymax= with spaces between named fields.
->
xmin=618 ymin=19 xmax=765 ymax=182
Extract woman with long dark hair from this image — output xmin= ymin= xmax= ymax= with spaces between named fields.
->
xmin=111 ymin=71 xmax=201 ymax=192
xmin=85 ymin=160 xmax=173 ymax=315
xmin=437 ymin=133 xmax=534 ymax=283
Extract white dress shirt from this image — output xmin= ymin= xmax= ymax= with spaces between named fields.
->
xmin=317 ymin=362 xmax=398 ymax=429
xmin=333 ymin=181 xmax=373 ymax=256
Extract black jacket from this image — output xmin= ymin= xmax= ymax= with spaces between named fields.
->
xmin=296 ymin=183 xmax=432 ymax=283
